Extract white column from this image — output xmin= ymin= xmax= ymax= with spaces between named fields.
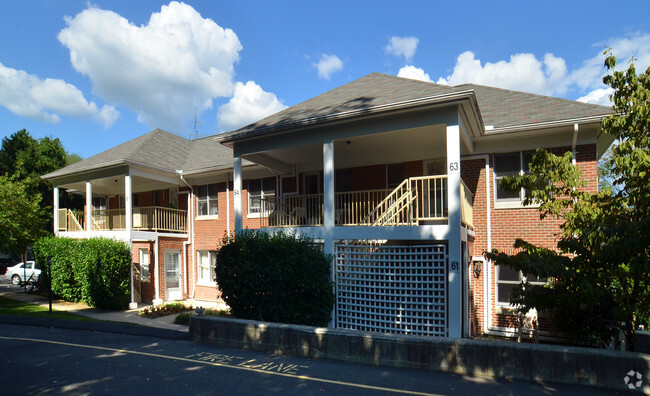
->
xmin=85 ymin=181 xmax=92 ymax=231
xmin=125 ymin=173 xmax=133 ymax=233
xmin=323 ymin=140 xmax=336 ymax=328
xmin=53 ymin=187 xmax=59 ymax=234
xmin=154 ymin=237 xmax=161 ymax=304
xmin=446 ymin=123 xmax=463 ymax=338
xmin=125 ymin=173 xmax=138 ymax=309
xmin=234 ymin=154 xmax=243 ymax=234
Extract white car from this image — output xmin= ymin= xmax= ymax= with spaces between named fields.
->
xmin=5 ymin=261 xmax=40 ymax=285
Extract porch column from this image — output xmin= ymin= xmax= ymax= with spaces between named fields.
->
xmin=53 ymin=187 xmax=59 ymax=234
xmin=85 ymin=181 xmax=92 ymax=231
xmin=125 ymin=172 xmax=137 ymax=309
xmin=446 ymin=122 xmax=463 ymax=338
xmin=233 ymin=154 xmax=243 ymax=234
xmin=323 ymin=140 xmax=336 ymax=328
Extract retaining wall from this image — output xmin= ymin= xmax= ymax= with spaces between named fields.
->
xmin=189 ymin=316 xmax=650 ymax=394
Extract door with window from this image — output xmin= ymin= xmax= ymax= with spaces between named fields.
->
xmin=164 ymin=250 xmax=182 ymax=301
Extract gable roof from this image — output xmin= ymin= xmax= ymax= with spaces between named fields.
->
xmin=217 ymin=73 xmax=613 ymax=143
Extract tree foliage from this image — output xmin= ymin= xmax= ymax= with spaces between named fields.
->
xmin=0 ymin=175 xmax=47 ymax=256
xmin=486 ymin=51 xmax=650 ymax=351
xmin=0 ymin=129 xmax=82 ymax=238
xmin=215 ymin=230 xmax=335 ymax=327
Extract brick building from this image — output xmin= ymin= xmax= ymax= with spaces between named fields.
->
xmin=43 ymin=73 xmax=613 ymax=339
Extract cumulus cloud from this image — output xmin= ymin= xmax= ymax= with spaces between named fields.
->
xmin=397 ymin=65 xmax=433 ymax=82
xmin=436 ymin=51 xmax=569 ymax=96
xmin=217 ymin=81 xmax=287 ymax=131
xmin=577 ymin=88 xmax=613 ymax=106
xmin=0 ymin=62 xmax=118 ymax=126
xmin=429 ymin=32 xmax=650 ymax=103
xmin=58 ymin=1 xmax=242 ymax=132
xmin=315 ymin=54 xmax=343 ymax=80
xmin=385 ymin=36 xmax=419 ymax=61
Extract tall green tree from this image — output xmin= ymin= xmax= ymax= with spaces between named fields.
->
xmin=0 ymin=175 xmax=47 ymax=256
xmin=0 ymin=129 xmax=81 ymax=235
xmin=486 ymin=52 xmax=650 ymax=351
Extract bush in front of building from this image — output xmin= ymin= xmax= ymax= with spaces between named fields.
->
xmin=215 ymin=230 xmax=334 ymax=327
xmin=33 ymin=237 xmax=131 ymax=310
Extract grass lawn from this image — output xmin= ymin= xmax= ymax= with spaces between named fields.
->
xmin=0 ymin=296 xmax=99 ymax=322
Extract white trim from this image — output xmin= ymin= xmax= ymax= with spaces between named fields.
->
xmin=196 ymin=215 xmax=219 ymax=220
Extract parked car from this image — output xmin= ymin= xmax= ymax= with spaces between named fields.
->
xmin=5 ymin=261 xmax=40 ymax=285
xmin=0 ymin=257 xmax=19 ymax=275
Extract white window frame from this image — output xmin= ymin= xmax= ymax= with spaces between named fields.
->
xmin=196 ymin=183 xmax=219 ymax=219
xmin=247 ymin=177 xmax=276 ymax=218
xmin=139 ymin=248 xmax=149 ymax=282
xmin=197 ymin=250 xmax=217 ymax=286
xmin=493 ymin=150 xmax=537 ymax=209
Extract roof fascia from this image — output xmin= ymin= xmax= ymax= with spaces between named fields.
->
xmin=484 ymin=115 xmax=609 ymax=135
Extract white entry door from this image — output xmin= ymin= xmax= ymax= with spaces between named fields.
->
xmin=164 ymin=250 xmax=182 ymax=301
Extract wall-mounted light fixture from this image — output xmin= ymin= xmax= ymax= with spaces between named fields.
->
xmin=473 ymin=260 xmax=482 ymax=278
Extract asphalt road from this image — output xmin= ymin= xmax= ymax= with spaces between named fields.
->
xmin=0 ymin=324 xmax=631 ymax=395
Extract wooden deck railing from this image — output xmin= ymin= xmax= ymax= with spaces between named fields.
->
xmin=57 ymin=206 xmax=187 ymax=233
xmin=56 ymin=209 xmax=84 ymax=232
xmin=261 ymin=176 xmax=474 ymax=229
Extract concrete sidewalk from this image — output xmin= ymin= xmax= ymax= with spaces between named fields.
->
xmin=0 ymin=281 xmax=224 ymax=339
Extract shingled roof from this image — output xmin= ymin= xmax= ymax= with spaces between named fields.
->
xmin=218 ymin=73 xmax=612 ymax=142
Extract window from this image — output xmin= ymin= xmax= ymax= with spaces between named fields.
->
xmin=92 ymin=196 xmax=106 ymax=210
xmin=248 ymin=177 xmax=276 ymax=215
xmin=494 ymin=151 xmax=535 ymax=203
xmin=153 ymin=190 xmax=162 ymax=207
xmin=197 ymin=184 xmax=219 ymax=216
xmin=497 ymin=265 xmax=546 ymax=304
xmin=139 ymin=248 xmax=149 ymax=281
xmin=197 ymin=250 xmax=216 ymax=284
xmin=335 ymin=169 xmax=351 ymax=192
xmin=387 ymin=163 xmax=405 ymax=189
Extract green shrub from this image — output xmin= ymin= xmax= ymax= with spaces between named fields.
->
xmin=174 ymin=312 xmax=191 ymax=325
xmin=215 ymin=230 xmax=334 ymax=327
xmin=33 ymin=237 xmax=131 ymax=310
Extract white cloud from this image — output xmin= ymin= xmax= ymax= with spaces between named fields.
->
xmin=385 ymin=36 xmax=419 ymax=61
xmin=217 ymin=81 xmax=287 ymax=131
xmin=577 ymin=88 xmax=613 ymax=105
xmin=315 ymin=54 xmax=343 ymax=80
xmin=436 ymin=51 xmax=568 ymax=96
xmin=0 ymin=62 xmax=118 ymax=127
xmin=430 ymin=32 xmax=650 ymax=103
xmin=397 ymin=65 xmax=433 ymax=83
xmin=58 ymin=1 xmax=242 ymax=132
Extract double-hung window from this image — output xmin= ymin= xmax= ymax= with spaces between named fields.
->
xmin=197 ymin=184 xmax=218 ymax=217
xmin=494 ymin=150 xmax=535 ymax=207
xmin=248 ymin=177 xmax=276 ymax=215
xmin=497 ymin=265 xmax=547 ymax=304
xmin=197 ymin=250 xmax=217 ymax=285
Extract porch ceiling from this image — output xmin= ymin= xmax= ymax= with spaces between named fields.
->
xmin=247 ymin=124 xmax=471 ymax=172
xmin=58 ymin=175 xmax=180 ymax=196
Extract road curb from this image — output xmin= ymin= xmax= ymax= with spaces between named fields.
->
xmin=0 ymin=314 xmax=188 ymax=340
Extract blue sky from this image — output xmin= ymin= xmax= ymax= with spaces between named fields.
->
xmin=1 ymin=1 xmax=650 ymax=159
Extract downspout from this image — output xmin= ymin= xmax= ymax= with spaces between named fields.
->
xmin=572 ymin=123 xmax=579 ymax=166
xmin=461 ymin=154 xmax=491 ymax=334
xmin=226 ymin=173 xmax=231 ymax=236
xmin=177 ymin=171 xmax=195 ymax=299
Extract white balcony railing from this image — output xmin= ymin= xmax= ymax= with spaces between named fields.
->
xmin=260 ymin=176 xmax=474 ymax=229
xmin=57 ymin=206 xmax=187 ymax=233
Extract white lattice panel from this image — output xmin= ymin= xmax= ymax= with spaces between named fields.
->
xmin=335 ymin=242 xmax=447 ymax=337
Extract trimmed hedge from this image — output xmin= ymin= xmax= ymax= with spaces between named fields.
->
xmin=33 ymin=237 xmax=131 ymax=310
xmin=215 ymin=231 xmax=334 ymax=327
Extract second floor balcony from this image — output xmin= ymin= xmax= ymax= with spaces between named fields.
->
xmin=57 ymin=206 xmax=188 ymax=234
xmin=259 ymin=175 xmax=474 ymax=229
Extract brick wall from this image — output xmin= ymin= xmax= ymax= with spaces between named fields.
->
xmin=461 ymin=144 xmax=599 ymax=336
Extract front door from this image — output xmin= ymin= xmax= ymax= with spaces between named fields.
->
xmin=164 ymin=250 xmax=182 ymax=301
